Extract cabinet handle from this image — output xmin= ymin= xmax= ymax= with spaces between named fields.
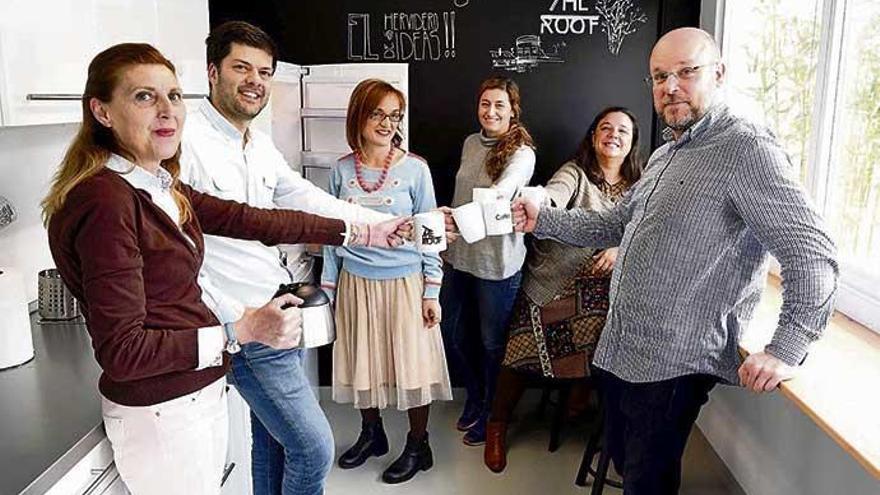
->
xmin=81 ymin=462 xmax=119 ymax=495
xmin=221 ymin=462 xmax=235 ymax=487
xmin=26 ymin=93 xmax=207 ymax=101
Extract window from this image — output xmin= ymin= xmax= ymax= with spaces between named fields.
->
xmin=720 ymin=0 xmax=880 ymax=332
xmin=723 ymin=0 xmax=822 ymax=182
xmin=824 ymin=0 xmax=880 ymax=278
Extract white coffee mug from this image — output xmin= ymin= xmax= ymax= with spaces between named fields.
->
xmin=518 ymin=186 xmax=548 ymax=208
xmin=472 ymin=187 xmax=501 ymax=204
xmin=482 ymin=199 xmax=514 ymax=236
xmin=452 ymin=202 xmax=487 ymax=244
xmin=413 ymin=211 xmax=447 ymax=253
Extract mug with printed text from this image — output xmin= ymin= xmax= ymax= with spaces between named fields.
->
xmin=482 ymin=198 xmax=514 ymax=236
xmin=413 ymin=211 xmax=447 ymax=253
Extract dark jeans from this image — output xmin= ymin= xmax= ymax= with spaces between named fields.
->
xmin=440 ymin=268 xmax=522 ymax=410
xmin=595 ymin=368 xmax=718 ymax=495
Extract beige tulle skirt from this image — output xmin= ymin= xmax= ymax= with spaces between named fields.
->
xmin=332 ymin=270 xmax=453 ymax=410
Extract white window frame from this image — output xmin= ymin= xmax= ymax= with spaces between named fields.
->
xmin=705 ymin=0 xmax=880 ymax=333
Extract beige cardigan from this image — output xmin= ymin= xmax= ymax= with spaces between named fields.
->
xmin=523 ymin=161 xmax=619 ymax=306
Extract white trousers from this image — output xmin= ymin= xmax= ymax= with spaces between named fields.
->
xmin=100 ymin=377 xmax=228 ymax=495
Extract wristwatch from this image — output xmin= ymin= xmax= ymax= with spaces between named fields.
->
xmin=223 ymin=322 xmax=241 ymax=354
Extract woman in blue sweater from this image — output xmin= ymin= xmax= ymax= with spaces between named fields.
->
xmin=321 ymin=79 xmax=452 ymax=484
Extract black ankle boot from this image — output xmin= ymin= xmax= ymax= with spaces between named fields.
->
xmin=381 ymin=432 xmax=434 ymax=484
xmin=338 ymin=420 xmax=389 ymax=469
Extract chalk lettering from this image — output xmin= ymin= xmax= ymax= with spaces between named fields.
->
xmin=539 ymin=14 xmax=600 ymax=35
xmin=347 ymin=13 xmax=379 ymax=61
xmin=352 ymin=10 xmax=457 ymax=62
xmin=549 ymin=0 xmax=590 ymax=11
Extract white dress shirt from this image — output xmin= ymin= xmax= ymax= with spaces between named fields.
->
xmin=179 ymin=99 xmax=389 ymax=314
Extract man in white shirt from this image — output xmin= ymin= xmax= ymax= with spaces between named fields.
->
xmin=179 ymin=21 xmax=389 ymax=495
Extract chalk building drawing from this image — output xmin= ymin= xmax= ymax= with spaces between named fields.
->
xmin=489 ymin=35 xmax=566 ymax=73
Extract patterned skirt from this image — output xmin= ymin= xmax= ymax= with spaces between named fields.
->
xmin=501 ymin=261 xmax=611 ymax=379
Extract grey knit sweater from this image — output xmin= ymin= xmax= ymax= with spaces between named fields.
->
xmin=446 ymin=132 xmax=535 ymax=280
xmin=523 ymin=161 xmax=621 ymax=305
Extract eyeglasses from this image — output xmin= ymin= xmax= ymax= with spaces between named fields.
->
xmin=644 ymin=62 xmax=718 ymax=87
xmin=368 ymin=110 xmax=404 ymax=123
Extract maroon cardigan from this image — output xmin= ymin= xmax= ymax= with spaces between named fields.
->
xmin=48 ymin=168 xmax=345 ymax=406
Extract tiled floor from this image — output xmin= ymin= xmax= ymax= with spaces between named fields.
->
xmin=323 ymin=391 xmax=745 ymax=494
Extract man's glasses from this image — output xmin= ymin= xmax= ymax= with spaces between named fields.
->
xmin=644 ymin=62 xmax=718 ymax=87
xmin=368 ymin=110 xmax=404 ymax=123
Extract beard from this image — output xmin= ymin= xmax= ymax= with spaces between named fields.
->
xmin=215 ymin=82 xmax=268 ymax=122
xmin=658 ymin=100 xmax=705 ymax=131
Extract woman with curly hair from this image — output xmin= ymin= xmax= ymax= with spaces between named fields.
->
xmin=440 ymin=77 xmax=536 ymax=445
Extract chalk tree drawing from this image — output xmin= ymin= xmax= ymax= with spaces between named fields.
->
xmin=489 ymin=35 xmax=565 ymax=73
xmin=595 ymin=0 xmax=647 ymax=56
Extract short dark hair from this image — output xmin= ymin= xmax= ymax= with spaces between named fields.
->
xmin=205 ymin=21 xmax=278 ymax=71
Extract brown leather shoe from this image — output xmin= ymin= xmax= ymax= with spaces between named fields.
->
xmin=484 ymin=420 xmax=508 ymax=473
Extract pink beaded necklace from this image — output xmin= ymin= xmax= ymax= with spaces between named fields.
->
xmin=354 ymin=147 xmax=395 ymax=193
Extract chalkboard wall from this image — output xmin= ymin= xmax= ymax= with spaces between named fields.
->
xmin=208 ymin=0 xmax=699 ymax=203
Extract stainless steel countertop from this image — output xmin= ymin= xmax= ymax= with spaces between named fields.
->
xmin=0 ymin=313 xmax=104 ymax=495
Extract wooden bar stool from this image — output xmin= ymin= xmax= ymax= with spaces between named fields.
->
xmin=575 ymin=404 xmax=623 ymax=493
xmin=535 ymin=380 xmax=574 ymax=452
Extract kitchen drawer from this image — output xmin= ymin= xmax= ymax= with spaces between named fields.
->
xmin=44 ymin=437 xmax=116 ymax=495
xmin=81 ymin=462 xmax=127 ymax=495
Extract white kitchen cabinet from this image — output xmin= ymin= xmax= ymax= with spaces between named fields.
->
xmin=0 ymin=0 xmax=208 ymax=127
xmin=44 ymin=435 xmax=129 ymax=495
xmin=152 ymin=0 xmax=210 ymax=100
xmin=223 ymin=386 xmax=253 ymax=495
xmin=0 ymin=0 xmax=94 ymax=126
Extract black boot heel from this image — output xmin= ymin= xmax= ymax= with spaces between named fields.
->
xmin=420 ymin=445 xmax=434 ymax=471
xmin=381 ymin=432 xmax=433 ymax=484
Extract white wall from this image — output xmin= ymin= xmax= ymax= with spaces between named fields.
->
xmin=698 ymin=386 xmax=879 ymax=495
xmin=0 ymin=124 xmax=78 ymax=301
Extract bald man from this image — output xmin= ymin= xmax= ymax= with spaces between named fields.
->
xmin=514 ymin=28 xmax=838 ymax=493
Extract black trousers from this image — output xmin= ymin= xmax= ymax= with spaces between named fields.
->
xmin=595 ymin=368 xmax=719 ymax=495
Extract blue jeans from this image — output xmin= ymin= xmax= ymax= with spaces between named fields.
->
xmin=228 ymin=343 xmax=334 ymax=495
xmin=440 ymin=268 xmax=522 ymax=410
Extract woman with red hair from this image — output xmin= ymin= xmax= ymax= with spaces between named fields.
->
xmin=43 ymin=44 xmax=406 ymax=494
xmin=322 ymin=78 xmax=452 ymax=485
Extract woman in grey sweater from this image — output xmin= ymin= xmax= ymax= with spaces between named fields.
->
xmin=440 ymin=77 xmax=536 ymax=445
xmin=482 ymin=107 xmax=643 ymax=472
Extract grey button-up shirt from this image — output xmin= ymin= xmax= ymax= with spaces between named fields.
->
xmin=534 ymin=103 xmax=838 ymax=384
